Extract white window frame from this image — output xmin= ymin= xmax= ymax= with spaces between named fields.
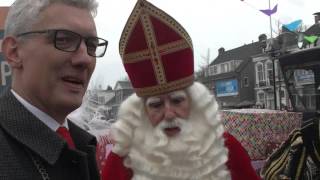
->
xmin=265 ymin=60 xmax=273 ymax=86
xmin=257 ymin=90 xmax=266 ymax=107
xmin=255 ymin=62 xmax=265 ymax=85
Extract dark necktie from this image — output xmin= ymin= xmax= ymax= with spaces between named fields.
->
xmin=56 ymin=127 xmax=75 ymax=149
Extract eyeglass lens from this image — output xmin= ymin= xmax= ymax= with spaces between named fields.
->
xmin=54 ymin=30 xmax=107 ymax=57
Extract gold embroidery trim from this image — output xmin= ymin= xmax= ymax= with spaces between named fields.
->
xmin=123 ymin=39 xmax=190 ymax=63
xmin=141 ymin=11 xmax=166 ymax=84
xmin=119 ymin=0 xmax=193 ymax=58
xmin=134 ymin=75 xmax=194 ymax=97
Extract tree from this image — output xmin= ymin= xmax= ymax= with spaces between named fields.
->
xmin=196 ymin=48 xmax=214 ymax=81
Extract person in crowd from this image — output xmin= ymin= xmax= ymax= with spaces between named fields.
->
xmin=261 ymin=115 xmax=320 ymax=179
xmin=101 ymin=0 xmax=260 ymax=179
xmin=0 ymin=0 xmax=108 ymax=179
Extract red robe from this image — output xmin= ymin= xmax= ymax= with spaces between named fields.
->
xmin=101 ymin=132 xmax=261 ymax=180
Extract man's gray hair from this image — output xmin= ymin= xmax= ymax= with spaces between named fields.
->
xmin=4 ymin=0 xmax=98 ymax=37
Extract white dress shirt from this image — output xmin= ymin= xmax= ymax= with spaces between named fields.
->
xmin=11 ymin=89 xmax=69 ymax=131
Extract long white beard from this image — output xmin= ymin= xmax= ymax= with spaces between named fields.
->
xmin=111 ymin=82 xmax=231 ymax=180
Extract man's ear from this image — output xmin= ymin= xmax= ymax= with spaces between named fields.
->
xmin=1 ymin=36 xmax=22 ymax=68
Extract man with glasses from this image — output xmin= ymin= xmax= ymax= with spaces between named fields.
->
xmin=0 ymin=0 xmax=107 ymax=179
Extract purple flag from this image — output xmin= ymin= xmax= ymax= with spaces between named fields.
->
xmin=260 ymin=4 xmax=278 ymax=16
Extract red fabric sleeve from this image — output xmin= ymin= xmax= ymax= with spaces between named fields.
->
xmin=101 ymin=152 xmax=133 ymax=180
xmin=223 ymin=132 xmax=261 ymax=180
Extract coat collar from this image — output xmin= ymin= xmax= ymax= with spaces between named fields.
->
xmin=0 ymin=90 xmax=97 ymax=165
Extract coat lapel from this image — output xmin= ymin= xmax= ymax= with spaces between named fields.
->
xmin=69 ymin=121 xmax=100 ymax=180
xmin=0 ymin=90 xmax=67 ymax=165
xmin=0 ymin=90 xmax=100 ymax=179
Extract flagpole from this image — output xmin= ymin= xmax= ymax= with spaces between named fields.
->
xmin=269 ymin=0 xmax=273 ymax=38
xmin=268 ymin=0 xmax=277 ymax=109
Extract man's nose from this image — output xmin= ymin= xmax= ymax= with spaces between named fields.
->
xmin=163 ymin=101 xmax=176 ymax=121
xmin=71 ymin=41 xmax=93 ymax=66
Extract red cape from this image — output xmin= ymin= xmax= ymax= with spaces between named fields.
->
xmin=101 ymin=132 xmax=261 ymax=180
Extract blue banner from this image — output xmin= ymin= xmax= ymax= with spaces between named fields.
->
xmin=215 ymin=79 xmax=238 ymax=97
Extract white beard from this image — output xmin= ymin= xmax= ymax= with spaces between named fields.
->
xmin=111 ymin=82 xmax=231 ymax=180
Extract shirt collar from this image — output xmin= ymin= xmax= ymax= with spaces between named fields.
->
xmin=10 ymin=89 xmax=69 ymax=131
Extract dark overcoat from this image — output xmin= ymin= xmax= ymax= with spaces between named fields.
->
xmin=0 ymin=90 xmax=100 ymax=180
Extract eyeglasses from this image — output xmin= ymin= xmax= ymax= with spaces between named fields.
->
xmin=17 ymin=29 xmax=108 ymax=57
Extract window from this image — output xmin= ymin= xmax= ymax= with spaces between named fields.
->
xmin=280 ymin=88 xmax=286 ymax=108
xmin=213 ymin=65 xmax=218 ymax=74
xmin=280 ymin=89 xmax=285 ymax=98
xmin=243 ymin=76 xmax=249 ymax=87
xmin=220 ymin=63 xmax=226 ymax=73
xmin=276 ymin=60 xmax=283 ymax=80
xmin=235 ymin=60 xmax=242 ymax=68
xmin=225 ymin=63 xmax=230 ymax=72
xmin=256 ymin=63 xmax=265 ymax=86
xmin=230 ymin=61 xmax=235 ymax=70
xmin=266 ymin=61 xmax=274 ymax=86
xmin=220 ymin=63 xmax=229 ymax=73
xmin=257 ymin=91 xmax=266 ymax=108
xmin=208 ymin=65 xmax=218 ymax=76
xmin=266 ymin=92 xmax=275 ymax=109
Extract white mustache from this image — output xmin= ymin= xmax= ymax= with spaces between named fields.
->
xmin=158 ymin=118 xmax=184 ymax=130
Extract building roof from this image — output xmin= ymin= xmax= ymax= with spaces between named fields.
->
xmin=210 ymin=42 xmax=262 ymax=65
xmin=305 ymin=23 xmax=320 ymax=36
xmin=100 ymin=91 xmax=115 ymax=104
xmin=85 ymin=89 xmax=115 ymax=105
xmin=114 ymin=80 xmax=133 ymax=90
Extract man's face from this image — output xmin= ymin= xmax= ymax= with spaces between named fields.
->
xmin=144 ymin=90 xmax=191 ymax=137
xmin=12 ymin=3 xmax=97 ymax=122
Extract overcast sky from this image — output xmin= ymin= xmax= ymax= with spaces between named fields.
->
xmin=2 ymin=0 xmax=320 ymax=89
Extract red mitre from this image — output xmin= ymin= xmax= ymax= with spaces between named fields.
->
xmin=119 ymin=0 xmax=194 ymax=97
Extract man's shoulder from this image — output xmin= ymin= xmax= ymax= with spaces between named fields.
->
xmin=68 ymin=120 xmax=97 ymax=146
xmin=0 ymin=89 xmax=24 ymax=116
xmin=0 ymin=89 xmax=13 ymax=107
xmin=0 ymin=121 xmax=25 ymax=165
xmin=0 ymin=126 xmax=26 ymax=178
